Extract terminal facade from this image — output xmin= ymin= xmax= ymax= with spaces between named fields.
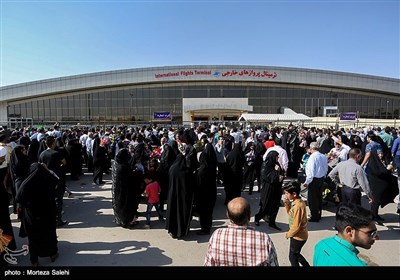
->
xmin=0 ymin=65 xmax=399 ymax=127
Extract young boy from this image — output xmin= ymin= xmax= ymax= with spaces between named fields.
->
xmin=301 ymin=147 xmax=311 ymax=170
xmin=142 ymin=174 xmax=164 ymax=229
xmin=282 ymin=181 xmax=310 ymax=267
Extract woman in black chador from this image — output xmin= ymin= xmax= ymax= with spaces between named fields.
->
xmin=223 ymin=143 xmax=245 ymax=205
xmin=254 ymin=150 xmax=284 ymax=231
xmin=195 ymin=140 xmax=217 ymax=235
xmin=165 ymin=142 xmax=197 ymax=239
xmin=366 ymin=148 xmax=398 ymax=223
xmin=8 ymin=145 xmax=30 ymax=216
xmin=111 ymin=148 xmax=140 ymax=228
xmin=16 ymin=162 xmax=59 ymax=266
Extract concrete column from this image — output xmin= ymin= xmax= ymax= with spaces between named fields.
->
xmin=0 ymin=102 xmax=8 ymax=126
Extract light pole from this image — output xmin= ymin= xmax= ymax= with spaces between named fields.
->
xmin=129 ymin=93 xmax=134 ymax=122
xmin=386 ymin=100 xmax=389 ymax=119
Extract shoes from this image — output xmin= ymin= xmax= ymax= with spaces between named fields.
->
xmin=308 ymin=218 xmax=319 ymax=223
xmin=269 ymin=224 xmax=282 ymax=231
xmin=56 ymin=220 xmax=68 ymax=227
xmin=98 ymin=181 xmax=105 ymax=185
xmin=50 ymin=253 xmax=59 ymax=262
xmin=254 ymin=220 xmax=260 ymax=226
xmin=128 ymin=221 xmax=139 ymax=227
xmin=143 ymin=224 xmax=150 ymax=229
xmin=158 ymin=216 xmax=165 ymax=222
xmin=197 ymin=230 xmax=210 ymax=235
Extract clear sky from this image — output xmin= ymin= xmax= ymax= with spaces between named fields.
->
xmin=0 ymin=0 xmax=399 ymax=86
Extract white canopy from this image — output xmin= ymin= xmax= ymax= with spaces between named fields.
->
xmin=238 ymin=113 xmax=312 ymax=122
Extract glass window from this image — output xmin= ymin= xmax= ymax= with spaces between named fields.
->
xmin=42 ymin=99 xmax=49 ymax=120
xmin=209 ymin=86 xmax=221 ymax=98
xmin=50 ymin=99 xmax=57 ymax=120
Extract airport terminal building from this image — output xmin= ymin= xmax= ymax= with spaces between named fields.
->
xmin=0 ymin=65 xmax=399 ymax=127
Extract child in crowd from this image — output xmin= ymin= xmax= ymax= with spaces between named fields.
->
xmin=282 ymin=181 xmax=310 ymax=267
xmin=300 ymin=147 xmax=311 ymax=171
xmin=142 ymin=174 xmax=164 ymax=229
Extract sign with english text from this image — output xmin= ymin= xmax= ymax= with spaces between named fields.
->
xmin=340 ymin=112 xmax=357 ymax=121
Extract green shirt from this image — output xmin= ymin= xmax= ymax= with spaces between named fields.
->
xmin=313 ymin=235 xmax=367 ymax=266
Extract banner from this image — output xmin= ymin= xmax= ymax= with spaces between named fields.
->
xmin=340 ymin=112 xmax=357 ymax=121
xmin=153 ymin=112 xmax=171 ymax=120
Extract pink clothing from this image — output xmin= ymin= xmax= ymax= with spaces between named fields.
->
xmin=144 ymin=181 xmax=161 ymax=204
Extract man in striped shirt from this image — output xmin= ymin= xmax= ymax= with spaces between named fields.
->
xmin=204 ymin=197 xmax=279 ymax=266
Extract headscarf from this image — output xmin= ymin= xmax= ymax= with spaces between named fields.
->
xmin=264 ymin=150 xmax=279 ymax=170
xmin=115 ymin=148 xmax=131 ymax=165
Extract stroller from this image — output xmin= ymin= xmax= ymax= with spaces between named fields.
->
xmin=322 ymin=157 xmax=341 ymax=205
xmin=322 ymin=176 xmax=340 ymax=205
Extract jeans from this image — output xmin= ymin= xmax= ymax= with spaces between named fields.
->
xmin=146 ymin=202 xmax=163 ymax=225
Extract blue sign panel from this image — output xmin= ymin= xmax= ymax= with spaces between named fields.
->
xmin=340 ymin=112 xmax=357 ymax=121
xmin=153 ymin=112 xmax=171 ymax=120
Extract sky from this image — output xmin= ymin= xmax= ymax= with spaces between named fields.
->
xmin=0 ymin=0 xmax=399 ymax=87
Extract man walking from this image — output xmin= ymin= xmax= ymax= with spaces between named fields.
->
xmin=303 ymin=142 xmax=328 ymax=222
xmin=328 ymin=148 xmax=373 ymax=206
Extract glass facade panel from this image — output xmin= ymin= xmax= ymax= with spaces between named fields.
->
xmin=6 ymin=81 xmax=399 ymax=124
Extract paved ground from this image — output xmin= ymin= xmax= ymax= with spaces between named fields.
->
xmin=6 ymin=171 xmax=400 ymax=268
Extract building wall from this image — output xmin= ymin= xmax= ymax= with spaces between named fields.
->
xmin=1 ymin=65 xmax=399 ymax=126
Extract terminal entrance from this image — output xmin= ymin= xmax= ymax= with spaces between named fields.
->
xmin=222 ymin=115 xmax=238 ymax=121
xmin=183 ymin=98 xmax=253 ymax=124
xmin=191 ymin=112 xmax=241 ymax=122
xmin=192 ymin=115 xmax=210 ymax=121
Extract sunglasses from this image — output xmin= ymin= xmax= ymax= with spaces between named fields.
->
xmin=358 ymin=229 xmax=378 ymax=238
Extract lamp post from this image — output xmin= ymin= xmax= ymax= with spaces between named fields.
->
xmin=386 ymin=100 xmax=389 ymax=119
xmin=129 ymin=93 xmax=134 ymax=122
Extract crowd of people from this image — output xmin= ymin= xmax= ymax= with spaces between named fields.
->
xmin=0 ymin=121 xmax=399 ymax=266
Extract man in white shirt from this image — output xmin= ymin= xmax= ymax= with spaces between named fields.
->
xmin=303 ymin=142 xmax=329 ymax=222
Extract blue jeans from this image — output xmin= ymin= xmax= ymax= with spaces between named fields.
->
xmin=394 ymin=155 xmax=400 ymax=177
xmin=146 ymin=202 xmax=163 ymax=225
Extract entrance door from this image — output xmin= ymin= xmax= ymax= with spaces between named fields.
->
xmin=222 ymin=115 xmax=238 ymax=121
xmin=192 ymin=115 xmax=209 ymax=122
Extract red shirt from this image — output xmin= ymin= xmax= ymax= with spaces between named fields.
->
xmin=144 ymin=181 xmax=161 ymax=204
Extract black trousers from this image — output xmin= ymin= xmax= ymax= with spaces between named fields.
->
xmin=340 ymin=185 xmax=361 ymax=206
xmin=307 ymin=177 xmax=325 ymax=220
xmin=289 ymin=238 xmax=310 ymax=267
